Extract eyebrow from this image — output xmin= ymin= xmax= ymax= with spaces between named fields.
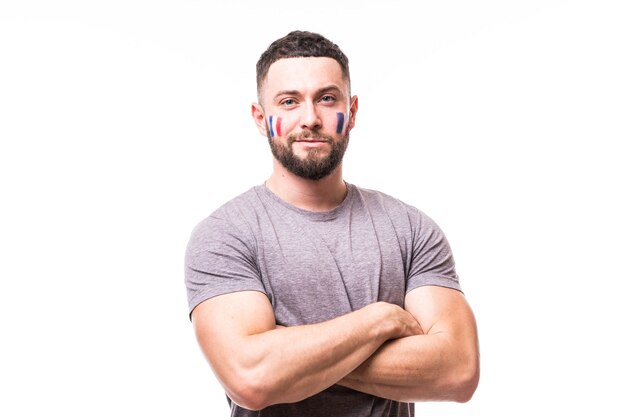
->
xmin=273 ymin=85 xmax=344 ymax=102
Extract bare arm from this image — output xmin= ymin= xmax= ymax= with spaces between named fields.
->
xmin=338 ymin=286 xmax=480 ymax=402
xmin=191 ymin=290 xmax=421 ymax=410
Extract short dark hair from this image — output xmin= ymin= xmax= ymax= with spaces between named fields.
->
xmin=256 ymin=31 xmax=350 ymax=98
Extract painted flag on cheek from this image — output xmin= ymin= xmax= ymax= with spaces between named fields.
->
xmin=268 ymin=115 xmax=282 ymax=138
xmin=336 ymin=112 xmax=345 ymax=134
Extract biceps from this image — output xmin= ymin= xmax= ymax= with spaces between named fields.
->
xmin=404 ymin=286 xmax=475 ymax=336
xmin=191 ymin=291 xmax=276 ymax=370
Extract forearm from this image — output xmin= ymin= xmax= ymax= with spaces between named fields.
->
xmin=207 ymin=301 xmax=419 ymax=410
xmin=239 ymin=307 xmax=389 ymax=406
xmin=339 ymin=331 xmax=479 ymax=403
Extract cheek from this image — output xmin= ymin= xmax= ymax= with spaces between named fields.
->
xmin=267 ymin=114 xmax=299 ymax=139
xmin=335 ymin=112 xmax=345 ymax=135
xmin=267 ymin=112 xmax=346 ymax=137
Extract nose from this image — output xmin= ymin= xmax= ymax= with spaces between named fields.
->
xmin=299 ymin=102 xmax=322 ymax=131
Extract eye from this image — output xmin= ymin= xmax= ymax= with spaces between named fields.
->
xmin=320 ymin=95 xmax=336 ymax=103
xmin=281 ymin=98 xmax=297 ymax=107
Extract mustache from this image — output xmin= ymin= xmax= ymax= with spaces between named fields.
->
xmin=286 ymin=130 xmax=334 ymax=143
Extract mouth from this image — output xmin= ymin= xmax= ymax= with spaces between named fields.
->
xmin=294 ymin=137 xmax=328 ymax=143
xmin=292 ymin=138 xmax=329 ymax=149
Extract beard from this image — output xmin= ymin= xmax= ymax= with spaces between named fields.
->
xmin=268 ymin=130 xmax=349 ymax=180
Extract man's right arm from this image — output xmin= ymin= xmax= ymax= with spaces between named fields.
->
xmin=191 ymin=290 xmax=421 ymax=411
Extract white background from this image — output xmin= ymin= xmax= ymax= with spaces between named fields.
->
xmin=1 ymin=1 xmax=625 ymax=415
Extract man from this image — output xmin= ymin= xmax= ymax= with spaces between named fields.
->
xmin=185 ymin=31 xmax=479 ymax=416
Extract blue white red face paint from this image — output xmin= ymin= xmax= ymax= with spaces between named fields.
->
xmin=268 ymin=115 xmax=282 ymax=138
xmin=336 ymin=112 xmax=345 ymax=134
xmin=268 ymin=112 xmax=346 ymax=138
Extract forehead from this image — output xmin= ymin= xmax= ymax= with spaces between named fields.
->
xmin=262 ymin=57 xmax=347 ymax=98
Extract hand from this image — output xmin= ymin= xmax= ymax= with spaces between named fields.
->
xmin=367 ymin=302 xmax=423 ymax=341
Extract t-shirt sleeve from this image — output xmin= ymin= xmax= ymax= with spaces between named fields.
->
xmin=406 ymin=209 xmax=462 ymax=294
xmin=184 ymin=214 xmax=266 ymax=316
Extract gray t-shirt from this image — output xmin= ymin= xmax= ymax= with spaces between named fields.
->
xmin=185 ymin=183 xmax=461 ymax=416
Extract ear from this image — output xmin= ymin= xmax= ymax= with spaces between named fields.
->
xmin=251 ymin=102 xmax=268 ymax=137
xmin=347 ymin=95 xmax=358 ymax=132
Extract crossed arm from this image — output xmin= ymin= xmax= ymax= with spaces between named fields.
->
xmin=191 ymin=286 xmax=479 ymax=411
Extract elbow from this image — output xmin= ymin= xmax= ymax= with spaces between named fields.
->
xmin=229 ymin=385 xmax=269 ymax=411
xmin=226 ymin=367 xmax=275 ymax=411
xmin=228 ymin=378 xmax=271 ymax=411
xmin=450 ymin=356 xmax=480 ymax=403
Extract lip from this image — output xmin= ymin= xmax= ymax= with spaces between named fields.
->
xmin=294 ymin=139 xmax=328 ymax=148
xmin=295 ymin=138 xmax=327 ymax=143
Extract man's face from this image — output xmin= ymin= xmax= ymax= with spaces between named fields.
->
xmin=254 ymin=57 xmax=357 ymax=180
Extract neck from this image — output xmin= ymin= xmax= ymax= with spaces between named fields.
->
xmin=265 ymin=161 xmax=348 ymax=212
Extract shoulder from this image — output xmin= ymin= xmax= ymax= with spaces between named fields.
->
xmin=349 ymin=184 xmax=448 ymax=239
xmin=352 ymin=185 xmax=411 ymax=208
xmin=351 ymin=184 xmax=424 ymax=222
xmin=196 ymin=186 xmax=266 ymax=227
xmin=210 ymin=186 xmax=266 ymax=223
xmin=187 ymin=187 xmax=265 ymax=256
